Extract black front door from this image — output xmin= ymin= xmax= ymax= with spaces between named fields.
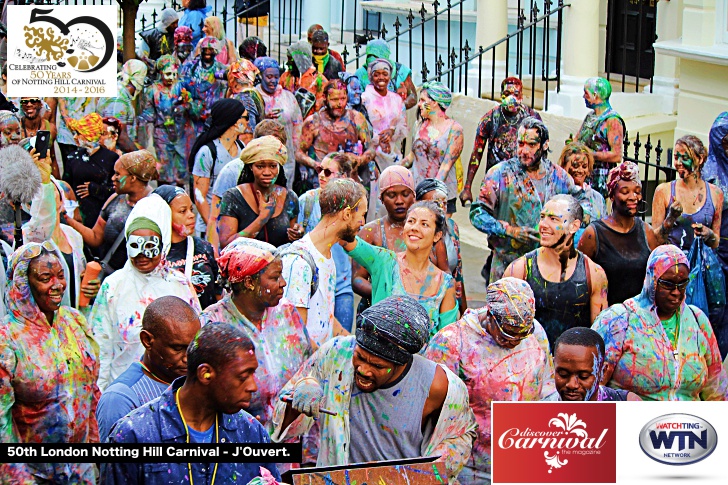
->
xmin=606 ymin=0 xmax=657 ymax=80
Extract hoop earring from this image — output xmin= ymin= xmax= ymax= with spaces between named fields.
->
xmin=636 ymin=200 xmax=647 ymax=214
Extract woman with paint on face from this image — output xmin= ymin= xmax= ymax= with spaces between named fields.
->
xmin=153 ymin=185 xmax=219 ymax=309
xmin=0 ymin=242 xmax=100 ymax=482
xmin=64 ymin=150 xmax=157 ymax=275
xmin=100 ymin=117 xmax=123 ymax=157
xmin=558 ymin=142 xmax=606 ymax=245
xmin=415 ymin=178 xmax=467 ymax=314
xmin=201 ymin=237 xmax=311 ymax=431
xmin=341 ymin=200 xmax=458 ymax=336
xmin=578 ymin=161 xmax=660 ymax=306
xmin=592 ymin=245 xmax=728 ymax=400
xmin=89 ymin=194 xmax=200 ymax=391
xmin=404 ymin=82 xmax=464 ymax=216
xmin=652 ymin=135 xmax=723 ymax=253
xmin=218 ymin=136 xmax=301 ymax=249
xmin=339 ymin=72 xmax=371 ymax=127
xmin=193 ymin=16 xmax=238 ymax=65
xmin=0 ymin=110 xmax=21 ymax=147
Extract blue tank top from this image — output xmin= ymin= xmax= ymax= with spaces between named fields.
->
xmin=667 ymin=180 xmax=715 ymax=251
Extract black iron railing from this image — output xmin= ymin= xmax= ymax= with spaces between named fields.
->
xmin=624 ymin=132 xmax=676 ymax=220
xmin=424 ymin=0 xmax=567 ymax=111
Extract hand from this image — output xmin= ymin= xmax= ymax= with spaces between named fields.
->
xmin=257 ymin=190 xmax=277 ymax=221
xmin=76 ymin=182 xmax=92 ymax=199
xmin=80 ymin=277 xmax=101 ymax=301
xmin=665 ymin=200 xmax=683 ymax=226
xmin=506 ymin=225 xmax=540 ymax=244
xmin=288 ymin=223 xmax=304 ymax=242
xmin=267 ymin=108 xmax=283 ymax=119
xmin=290 ymin=377 xmax=324 ymax=417
xmin=379 ymin=129 xmax=394 ymax=145
xmin=30 ymin=148 xmax=52 ymax=184
xmin=459 ymin=187 xmax=473 ymax=206
xmin=693 ymin=223 xmax=715 ymax=243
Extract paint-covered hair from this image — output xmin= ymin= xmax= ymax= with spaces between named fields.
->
xmin=319 ymin=179 xmax=367 ymax=216
xmin=186 ymin=323 xmax=255 ymax=380
xmin=558 ymin=141 xmax=595 ymax=176
xmin=501 ymin=76 xmax=523 ymax=93
xmin=554 ymin=327 xmax=606 ymax=360
xmin=253 ymin=119 xmax=287 ymax=145
xmin=584 ymin=77 xmax=612 ymax=101
xmin=407 ymin=200 xmax=446 ymax=237
xmin=547 ymin=194 xmax=584 ymax=225
xmin=675 ymin=134 xmax=708 ymax=172
xmin=311 ymin=29 xmax=329 ymax=44
xmin=519 ymin=116 xmax=549 ymax=148
xmin=324 ymin=79 xmax=348 ymax=98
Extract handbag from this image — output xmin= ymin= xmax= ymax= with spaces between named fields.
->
xmin=685 ymin=238 xmax=726 ymax=317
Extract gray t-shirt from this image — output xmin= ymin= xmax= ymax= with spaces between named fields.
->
xmin=211 ymin=158 xmax=245 ymax=198
xmin=192 ymin=138 xmax=241 ymax=233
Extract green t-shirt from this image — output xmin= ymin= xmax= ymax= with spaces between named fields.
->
xmin=661 ymin=311 xmax=680 ymax=349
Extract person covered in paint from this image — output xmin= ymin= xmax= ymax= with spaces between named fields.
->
xmin=471 ymin=117 xmax=574 ymax=283
xmin=100 ymin=116 xmax=123 ymax=157
xmin=178 ymin=0 xmax=211 ymax=48
xmin=505 ymin=194 xmax=609 ymax=348
xmin=296 ymin=79 xmax=374 ymax=179
xmin=97 ymin=59 xmax=147 ymax=153
xmin=557 ymin=141 xmax=606 ymax=244
xmin=96 ymin=296 xmax=201 ymax=441
xmin=578 ymin=161 xmax=662 ymax=306
xmin=226 ymin=60 xmax=263 ymax=140
xmin=280 ymin=179 xmax=364 ymax=347
xmin=178 ymin=35 xmax=228 ymax=135
xmin=55 ymin=97 xmax=98 ymax=163
xmin=238 ymin=35 xmax=267 ymax=62
xmin=652 ymin=135 xmax=723 ymax=252
xmin=272 ymin=295 xmax=476 ymax=480
xmin=339 ymin=71 xmax=371 ymax=128
xmin=0 ymin=241 xmax=100 ymax=482
xmin=254 ymin=56 xmax=303 ymax=191
xmin=575 ymin=77 xmax=625 ymax=198
xmin=404 ymin=81 xmax=464 ymax=214
xmin=460 ymin=77 xmax=542 ymax=206
xmin=218 ymin=135 xmax=301 ymax=248
xmin=280 ymin=40 xmax=328 ymax=119
xmin=343 ymin=199 xmax=458 ymax=336
xmin=63 ymin=150 xmax=156 ymax=274
xmin=201 ymin=238 xmax=311 ymax=430
xmin=307 ymin=23 xmax=345 ymax=68
xmin=0 ymin=109 xmax=21 ymax=148
xmin=416 ymin=178 xmax=467 ymax=313
xmin=297 ymin=153 xmax=356 ymax=331
xmin=172 ymin=25 xmax=195 ymax=65
xmin=189 ymin=98 xmax=248 ymax=237
xmin=703 ymin=111 xmax=728 ymax=358
xmin=154 ymin=185 xmax=220 ymax=309
xmin=138 ymin=54 xmax=195 ymax=186
xmin=550 ymin=327 xmax=640 ymax=402
xmin=63 ymin=112 xmax=119 ymax=228
xmin=105 ymin=323 xmax=282 ymax=484
xmin=89 ymin=194 xmax=201 ymax=391
xmin=137 ymin=7 xmax=179 ymax=70
xmin=193 ymin=15 xmax=238 ymax=65
xmin=310 ymin=29 xmax=343 ymax=81
xmin=425 ymin=278 xmax=555 ymax=484
xmin=361 ymin=58 xmax=407 ymax=171
xmin=354 ymin=38 xmax=417 ymax=109
xmin=592 ymin=244 xmax=728 ymax=401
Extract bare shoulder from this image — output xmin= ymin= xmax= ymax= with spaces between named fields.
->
xmin=428 ymin=365 xmax=449 ymax=409
xmin=708 ymin=182 xmax=724 ymax=204
xmin=358 ymin=219 xmax=381 ymax=244
xmin=504 ymin=256 xmax=527 ymax=279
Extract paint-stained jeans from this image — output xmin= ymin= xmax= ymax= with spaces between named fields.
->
xmin=334 ymin=293 xmax=354 ymax=333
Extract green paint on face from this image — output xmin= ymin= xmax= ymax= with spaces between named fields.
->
xmin=118 ymin=175 xmax=128 ymax=188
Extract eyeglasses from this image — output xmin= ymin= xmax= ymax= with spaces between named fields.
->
xmin=314 ymin=166 xmax=344 ymax=178
xmin=656 ymin=278 xmax=690 ymax=291
xmin=19 ymin=240 xmax=56 ymax=260
xmin=489 ymin=311 xmax=534 ymax=342
xmin=107 ymin=129 xmax=119 ymax=137
xmin=20 ymin=98 xmax=42 ymax=105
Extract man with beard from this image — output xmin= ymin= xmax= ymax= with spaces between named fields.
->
xmin=97 ymin=60 xmax=147 ymax=153
xmin=271 ymin=295 xmax=476 ymax=481
xmin=575 ymin=77 xmax=625 ymax=198
xmin=310 ymin=29 xmax=343 ymax=81
xmin=549 ymin=327 xmax=640 ymax=401
xmin=179 ymin=36 xmax=228 ymax=135
xmin=96 ymin=296 xmax=201 ymax=440
xmin=280 ymin=40 xmax=328 ymax=119
xmin=505 ymin=194 xmax=608 ymax=349
xmin=296 ymin=79 xmax=373 ymax=175
xmin=172 ymin=26 xmax=194 ymax=66
xmin=138 ymin=8 xmax=179 ymax=71
xmin=470 ymin=117 xmax=574 ymax=283
xmin=460 ymin=78 xmax=541 ymax=206
xmin=280 ymin=179 xmax=365 ymax=347
xmin=139 ymin=55 xmax=195 ymax=186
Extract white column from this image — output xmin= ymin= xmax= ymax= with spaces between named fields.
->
xmin=302 ymin=0 xmax=332 ymax=35
xmin=467 ymin=0 xmax=509 ymax=96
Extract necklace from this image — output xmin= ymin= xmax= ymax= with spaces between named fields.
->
xmin=176 ymin=388 xmax=219 ymax=485
xmin=137 ymin=360 xmax=171 ymax=385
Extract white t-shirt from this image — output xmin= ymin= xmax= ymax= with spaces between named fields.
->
xmin=281 ymin=234 xmax=336 ymax=347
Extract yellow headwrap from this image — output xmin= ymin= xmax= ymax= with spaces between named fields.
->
xmin=241 ymin=135 xmax=288 ymax=165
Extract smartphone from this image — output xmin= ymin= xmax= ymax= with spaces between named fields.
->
xmin=34 ymin=130 xmax=51 ymax=156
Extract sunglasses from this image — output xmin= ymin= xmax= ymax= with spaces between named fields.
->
xmin=489 ymin=311 xmax=534 ymax=342
xmin=240 ymin=114 xmax=249 ymax=120
xmin=20 ymin=98 xmax=42 ymax=105
xmin=107 ymin=129 xmax=119 ymax=137
xmin=314 ymin=166 xmax=344 ymax=178
xmin=656 ymin=278 xmax=690 ymax=291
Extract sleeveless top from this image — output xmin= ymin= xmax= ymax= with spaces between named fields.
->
xmin=392 ymin=260 xmax=451 ymax=336
xmin=411 ymin=119 xmax=460 ymax=200
xmin=667 ymin=180 xmax=715 ymax=252
xmin=524 ymin=249 xmax=592 ymax=348
xmin=592 ymin=219 xmax=651 ymax=306
xmin=348 ymin=354 xmax=437 ymax=463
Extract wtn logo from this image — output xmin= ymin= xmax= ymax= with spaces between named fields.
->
xmin=639 ymin=414 xmax=717 ymax=465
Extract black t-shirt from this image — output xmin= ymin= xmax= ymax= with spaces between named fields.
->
xmin=63 ymin=146 xmax=118 ymax=227
xmin=99 ymin=194 xmax=134 ymax=272
xmin=219 ymin=186 xmax=299 ymax=248
xmin=167 ymin=236 xmax=220 ymax=309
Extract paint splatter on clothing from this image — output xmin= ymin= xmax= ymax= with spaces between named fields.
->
xmin=256 ymin=85 xmax=303 ymax=191
xmin=279 ymin=67 xmax=328 ymax=117
xmin=471 ymin=105 xmax=541 ymax=172
xmin=573 ymin=182 xmax=606 ymax=245
xmin=0 ymin=249 xmax=99 ymax=482
xmin=63 ymin=146 xmax=118 ymax=227
xmin=97 ymin=84 xmax=139 ymax=141
xmin=354 ymin=61 xmax=412 ymax=93
xmin=201 ymin=297 xmax=311 ymax=431
xmin=167 ymin=236 xmax=220 ymax=309
xmin=361 ymin=84 xmax=407 ymax=169
xmin=178 ymin=56 xmax=228 ymax=134
xmin=301 ymin=109 xmax=371 ymax=163
xmin=280 ymin=234 xmax=336 ymax=347
xmin=138 ymin=80 xmax=195 ymax=184
xmin=346 ymin=236 xmax=457 ymax=336
xmin=411 ymin=118 xmax=464 ymax=200
xmin=192 ymin=138 xmax=242 ymax=233
xmin=470 ymin=158 xmax=574 ymax=282
xmin=667 ymin=180 xmax=716 ymax=252
xmin=425 ymin=310 xmax=555 ymax=475
xmin=271 ymin=335 xmax=477 ymax=481
xmin=90 ymin=260 xmax=201 ymax=391
xmin=576 ymin=107 xmax=624 ymax=198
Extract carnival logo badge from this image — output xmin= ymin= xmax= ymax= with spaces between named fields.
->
xmin=7 ymin=5 xmax=117 ymax=97
xmin=639 ymin=414 xmax=718 ymax=466
xmin=492 ymin=403 xmax=616 ymax=483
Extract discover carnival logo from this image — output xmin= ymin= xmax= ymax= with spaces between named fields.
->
xmin=492 ymin=403 xmax=616 ymax=483
xmin=639 ymin=414 xmax=718 ymax=466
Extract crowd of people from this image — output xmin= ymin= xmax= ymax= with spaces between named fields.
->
xmin=1 ymin=3 xmax=728 ymax=484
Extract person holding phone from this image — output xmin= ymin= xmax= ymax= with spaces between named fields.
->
xmin=19 ymin=97 xmax=58 ymax=178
